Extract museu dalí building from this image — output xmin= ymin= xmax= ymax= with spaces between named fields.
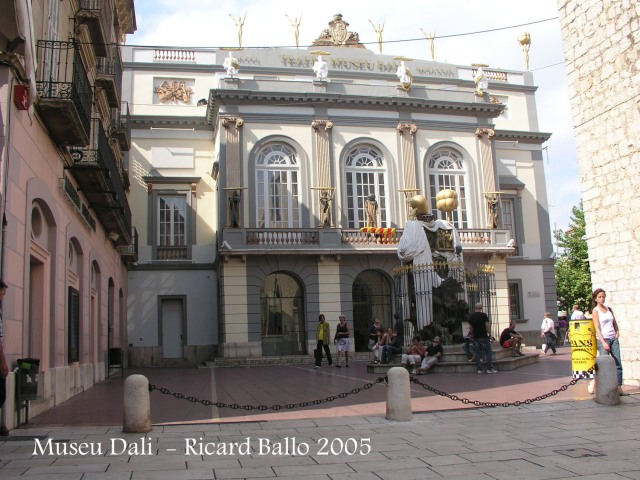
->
xmin=123 ymin=15 xmax=557 ymax=365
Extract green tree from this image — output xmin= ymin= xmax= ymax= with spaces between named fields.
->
xmin=554 ymin=202 xmax=592 ymax=313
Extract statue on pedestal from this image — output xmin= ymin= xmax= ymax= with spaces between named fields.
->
xmin=313 ymin=55 xmax=329 ymax=79
xmin=365 ymin=194 xmax=379 ymax=229
xmin=223 ymin=51 xmax=240 ymax=77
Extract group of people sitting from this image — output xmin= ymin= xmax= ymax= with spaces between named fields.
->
xmin=369 ymin=311 xmax=526 ymax=375
xmin=368 ymin=316 xmax=443 ymax=374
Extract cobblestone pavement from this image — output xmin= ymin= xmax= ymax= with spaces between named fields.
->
xmin=1 ymin=350 xmax=639 ymax=479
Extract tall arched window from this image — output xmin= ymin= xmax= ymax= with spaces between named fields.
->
xmin=256 ymin=144 xmax=300 ymax=228
xmin=428 ymin=148 xmax=468 ymax=228
xmin=345 ymin=146 xmax=387 ymax=228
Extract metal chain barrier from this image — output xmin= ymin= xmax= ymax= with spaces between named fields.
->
xmin=149 ymin=374 xmax=580 ymax=411
xmin=149 ymin=377 xmax=386 ymax=411
xmin=410 ymin=376 xmax=580 ymax=407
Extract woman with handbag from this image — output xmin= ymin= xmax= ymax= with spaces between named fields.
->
xmin=540 ymin=312 xmax=557 ymax=355
xmin=592 ymin=288 xmax=626 ymax=395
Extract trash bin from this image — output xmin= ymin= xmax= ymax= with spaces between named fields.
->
xmin=17 ymin=358 xmax=40 ymax=401
xmin=16 ymin=358 xmax=40 ymax=427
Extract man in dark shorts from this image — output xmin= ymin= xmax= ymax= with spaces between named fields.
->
xmin=500 ymin=321 xmax=524 ymax=357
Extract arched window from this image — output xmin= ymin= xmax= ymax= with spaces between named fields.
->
xmin=345 ymin=146 xmax=387 ymax=228
xmin=427 ymin=148 xmax=468 ymax=228
xmin=256 ymin=143 xmax=300 ymax=228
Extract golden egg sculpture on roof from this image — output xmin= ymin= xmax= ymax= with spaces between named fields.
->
xmin=435 ymin=189 xmax=458 ymax=213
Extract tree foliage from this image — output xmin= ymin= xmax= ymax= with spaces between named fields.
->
xmin=554 ymin=203 xmax=592 ymax=313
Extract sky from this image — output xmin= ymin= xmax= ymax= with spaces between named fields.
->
xmin=129 ymin=0 xmax=581 ymax=235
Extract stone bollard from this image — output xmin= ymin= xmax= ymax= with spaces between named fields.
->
xmin=594 ymin=355 xmax=619 ymax=406
xmin=386 ymin=367 xmax=412 ymax=422
xmin=123 ymin=374 xmax=152 ymax=432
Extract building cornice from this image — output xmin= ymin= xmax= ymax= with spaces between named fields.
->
xmin=493 ymin=129 xmax=552 ymax=144
xmin=206 ymin=89 xmax=505 ymax=124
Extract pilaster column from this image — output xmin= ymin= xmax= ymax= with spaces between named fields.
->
xmin=312 ymin=120 xmax=333 ymax=188
xmin=475 ymin=127 xmax=500 ymax=227
xmin=222 ymin=117 xmax=244 ymax=188
xmin=312 ymin=120 xmax=334 ymax=226
xmin=397 ymin=123 xmax=418 ymax=192
xmin=475 ymin=127 xmax=497 ymax=193
xmin=397 ymin=123 xmax=420 ymax=219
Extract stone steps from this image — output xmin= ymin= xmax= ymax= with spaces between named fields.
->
xmin=202 ymin=352 xmax=373 ymax=368
xmin=366 ymin=348 xmax=540 ymax=374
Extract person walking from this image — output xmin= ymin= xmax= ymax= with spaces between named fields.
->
xmin=540 ymin=312 xmax=557 ymax=355
xmin=468 ymin=303 xmax=498 ymax=374
xmin=591 ymin=288 xmax=626 ymax=395
xmin=314 ymin=314 xmax=333 ymax=368
xmin=334 ymin=315 xmax=350 ymax=368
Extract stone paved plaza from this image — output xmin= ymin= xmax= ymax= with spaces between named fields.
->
xmin=1 ymin=353 xmax=640 ymax=479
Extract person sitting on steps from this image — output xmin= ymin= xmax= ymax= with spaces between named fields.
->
xmin=401 ymin=337 xmax=425 ymax=372
xmin=417 ymin=336 xmax=443 ymax=375
xmin=500 ymin=321 xmax=525 ymax=357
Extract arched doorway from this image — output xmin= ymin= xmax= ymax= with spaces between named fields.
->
xmin=352 ymin=270 xmax=392 ymax=352
xmin=260 ymin=272 xmax=305 ymax=356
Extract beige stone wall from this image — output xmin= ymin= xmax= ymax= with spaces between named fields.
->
xmin=558 ymin=0 xmax=640 ymax=384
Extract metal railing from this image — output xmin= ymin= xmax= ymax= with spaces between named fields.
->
xmin=36 ymin=40 xmax=92 ymax=135
xmin=75 ymin=118 xmax=132 ymax=235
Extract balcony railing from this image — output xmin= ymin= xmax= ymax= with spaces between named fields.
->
xmin=246 ymin=229 xmax=319 ymax=246
xmin=96 ymin=44 xmax=123 ymax=107
xmin=221 ymin=227 xmax=513 ymax=255
xmin=75 ymin=0 xmax=113 ymax=57
xmin=110 ymin=101 xmax=131 ymax=151
xmin=156 ymin=245 xmax=188 ymax=261
xmin=117 ymin=227 xmax=138 ymax=263
xmin=68 ymin=118 xmax=132 ymax=245
xmin=341 ymin=229 xmax=400 ymax=245
xmin=36 ymin=40 xmax=92 ymax=146
xmin=153 ymin=49 xmax=196 ymax=62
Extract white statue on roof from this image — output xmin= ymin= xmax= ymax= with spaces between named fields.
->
xmin=313 ymin=55 xmax=329 ymax=79
xmin=223 ymin=51 xmax=239 ymax=77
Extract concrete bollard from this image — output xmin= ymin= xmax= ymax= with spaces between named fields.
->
xmin=594 ymin=355 xmax=619 ymax=406
xmin=386 ymin=367 xmax=412 ymax=422
xmin=123 ymin=374 xmax=152 ymax=432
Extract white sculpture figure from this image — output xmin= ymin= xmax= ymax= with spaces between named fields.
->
xmin=313 ymin=55 xmax=328 ymax=79
xmin=396 ymin=61 xmax=412 ymax=90
xmin=397 ymin=195 xmax=462 ymax=329
xmin=474 ymin=66 xmax=488 ymax=95
xmin=223 ymin=51 xmax=239 ymax=77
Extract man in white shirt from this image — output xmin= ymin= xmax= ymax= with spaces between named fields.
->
xmin=570 ymin=305 xmax=586 ymax=320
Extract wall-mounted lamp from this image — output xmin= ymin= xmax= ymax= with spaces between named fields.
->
xmin=197 ymin=98 xmax=207 ymax=106
xmin=212 ymin=161 xmax=220 ymax=181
